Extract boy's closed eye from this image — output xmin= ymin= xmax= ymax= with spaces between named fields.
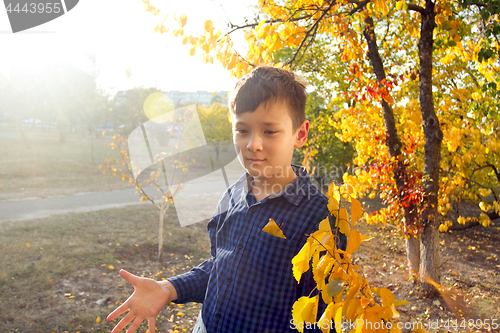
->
xmin=234 ymin=129 xmax=278 ymax=134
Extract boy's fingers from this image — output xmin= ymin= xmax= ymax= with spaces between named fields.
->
xmin=119 ymin=269 xmax=140 ymax=286
xmin=107 ymin=301 xmax=129 ymax=322
xmin=125 ymin=316 xmax=143 ymax=333
xmin=110 ymin=311 xmax=135 ymax=333
xmin=147 ymin=317 xmax=156 ymax=333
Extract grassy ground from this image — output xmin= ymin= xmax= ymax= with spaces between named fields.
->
xmin=1 ymin=202 xmax=499 ymax=333
xmin=0 ymin=204 xmax=210 ymax=333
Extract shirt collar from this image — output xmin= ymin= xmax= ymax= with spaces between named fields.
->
xmin=236 ymin=164 xmax=310 ymax=206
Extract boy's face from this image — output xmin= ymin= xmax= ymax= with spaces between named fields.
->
xmin=231 ymin=101 xmax=309 ymax=183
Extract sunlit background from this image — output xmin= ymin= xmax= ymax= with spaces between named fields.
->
xmin=0 ymin=0 xmax=256 ymax=94
xmin=0 ymin=0 xmax=256 ymax=202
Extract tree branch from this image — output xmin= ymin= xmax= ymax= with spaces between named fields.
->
xmin=286 ymin=1 xmax=336 ymax=67
xmin=408 ymin=4 xmax=425 ymax=13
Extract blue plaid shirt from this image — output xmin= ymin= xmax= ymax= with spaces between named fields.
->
xmin=169 ymin=165 xmax=330 ymax=332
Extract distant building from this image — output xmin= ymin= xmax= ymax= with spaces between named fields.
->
xmin=164 ymin=90 xmax=229 ymax=107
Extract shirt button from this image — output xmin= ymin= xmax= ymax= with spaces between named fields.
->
xmin=250 ymin=207 xmax=256 ymax=212
xmin=215 ymin=313 xmax=221 ymax=320
xmin=237 ymin=243 xmax=243 ymax=249
xmin=227 ymin=277 xmax=232 ymax=284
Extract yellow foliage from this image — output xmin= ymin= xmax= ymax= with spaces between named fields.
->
xmin=291 ymin=184 xmax=417 ymax=332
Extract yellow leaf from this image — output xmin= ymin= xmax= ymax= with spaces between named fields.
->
xmin=25 ymin=243 xmax=31 ymax=248
xmin=393 ymin=300 xmax=407 ymax=307
xmin=318 ymin=216 xmax=331 ymax=232
xmin=360 ymin=233 xmax=374 ymax=242
xmin=96 ymin=317 xmax=101 ymax=323
xmin=343 ymin=298 xmax=360 ymax=321
xmin=108 ymin=265 xmax=114 ymax=270
xmin=341 ymin=183 xmax=356 ymax=198
xmin=262 ymin=218 xmax=286 ymax=239
xmin=292 ymin=295 xmax=319 ymax=332
xmin=380 ymin=287 xmax=396 ymax=307
xmin=204 ymin=20 xmax=214 ymax=34
xmin=328 ymin=196 xmax=339 ymax=213
xmin=350 ymin=198 xmax=362 ymax=225
xmin=292 ymin=242 xmax=311 ymax=283
xmin=346 ymin=229 xmax=361 ymax=254
xmin=327 ymin=183 xmax=340 ymax=202
xmin=179 ymin=14 xmax=187 ymax=27
xmin=318 ymin=302 xmax=343 ymax=333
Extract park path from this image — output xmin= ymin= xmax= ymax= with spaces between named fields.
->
xmin=0 ymin=181 xmax=224 ymax=223
xmin=0 ymin=189 xmax=147 ymax=222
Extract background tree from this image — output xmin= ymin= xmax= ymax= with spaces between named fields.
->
xmin=142 ymin=0 xmax=500 ymax=293
xmin=197 ymin=102 xmax=233 ymax=160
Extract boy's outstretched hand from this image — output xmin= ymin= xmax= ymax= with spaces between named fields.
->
xmin=107 ymin=269 xmax=177 ymax=333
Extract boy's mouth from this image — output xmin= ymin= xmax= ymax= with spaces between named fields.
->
xmin=247 ymin=158 xmax=265 ymax=163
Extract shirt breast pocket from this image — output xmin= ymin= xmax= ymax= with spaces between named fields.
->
xmin=245 ymin=230 xmax=303 ymax=279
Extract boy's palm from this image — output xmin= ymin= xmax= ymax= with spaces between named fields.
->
xmin=107 ymin=269 xmax=172 ymax=333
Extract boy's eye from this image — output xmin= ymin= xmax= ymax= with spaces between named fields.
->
xmin=235 ymin=129 xmax=248 ymax=134
xmin=265 ymin=130 xmax=278 ymax=134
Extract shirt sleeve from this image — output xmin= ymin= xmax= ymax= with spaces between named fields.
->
xmin=168 ymin=188 xmax=230 ymax=304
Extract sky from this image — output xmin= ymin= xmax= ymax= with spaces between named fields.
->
xmin=0 ymin=0 xmax=257 ymax=96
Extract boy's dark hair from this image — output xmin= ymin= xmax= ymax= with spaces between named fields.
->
xmin=229 ymin=66 xmax=307 ymax=131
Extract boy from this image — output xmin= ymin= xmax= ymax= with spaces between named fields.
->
xmin=107 ymin=66 xmax=330 ymax=333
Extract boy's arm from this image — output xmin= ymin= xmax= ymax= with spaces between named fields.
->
xmin=167 ymin=192 xmax=229 ymax=303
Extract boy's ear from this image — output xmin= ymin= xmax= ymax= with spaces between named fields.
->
xmin=294 ymin=120 xmax=309 ymax=148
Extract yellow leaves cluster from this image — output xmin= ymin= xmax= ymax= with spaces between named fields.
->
xmin=370 ymin=0 xmax=389 ymax=16
xmin=291 ymin=183 xmax=415 ymax=333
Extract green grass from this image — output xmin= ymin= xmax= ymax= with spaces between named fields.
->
xmin=0 ymin=204 xmax=210 ymax=333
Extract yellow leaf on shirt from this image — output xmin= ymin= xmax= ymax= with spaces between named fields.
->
xmin=262 ymin=218 xmax=287 ymax=239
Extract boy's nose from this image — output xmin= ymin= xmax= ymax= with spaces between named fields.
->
xmin=246 ymin=134 xmax=263 ymax=152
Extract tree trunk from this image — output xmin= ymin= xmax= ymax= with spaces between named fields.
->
xmin=56 ymin=105 xmax=66 ymax=143
xmin=417 ymin=0 xmax=442 ymax=294
xmin=405 ymin=224 xmax=421 ymax=275
xmin=363 ymin=15 xmax=421 ymax=274
xmin=158 ymin=201 xmax=166 ymax=262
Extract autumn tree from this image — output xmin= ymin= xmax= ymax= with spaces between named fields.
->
xmin=142 ymin=0 xmax=499 ymax=293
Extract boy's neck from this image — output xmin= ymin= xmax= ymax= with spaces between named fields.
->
xmin=250 ymin=166 xmax=297 ymax=202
